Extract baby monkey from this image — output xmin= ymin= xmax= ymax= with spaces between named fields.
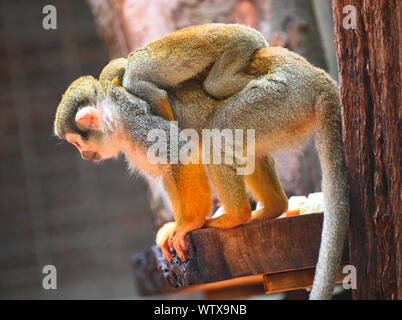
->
xmin=123 ymin=23 xmax=267 ymax=121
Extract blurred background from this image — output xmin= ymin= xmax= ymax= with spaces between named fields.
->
xmin=0 ymin=0 xmax=337 ymax=299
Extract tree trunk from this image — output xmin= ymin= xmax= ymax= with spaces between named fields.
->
xmin=86 ymin=0 xmax=329 ymax=228
xmin=333 ymin=0 xmax=401 ymax=299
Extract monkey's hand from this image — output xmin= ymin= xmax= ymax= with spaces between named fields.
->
xmin=156 ymin=221 xmax=176 ymax=261
xmin=111 ymin=76 xmax=122 ymax=87
xmin=160 ymin=163 xmax=211 ymax=261
xmin=109 ymin=85 xmax=149 ymax=116
xmin=166 ymin=222 xmax=200 ymax=262
xmin=154 ymin=93 xmax=175 ymax=121
xmin=156 ymin=221 xmax=202 ymax=262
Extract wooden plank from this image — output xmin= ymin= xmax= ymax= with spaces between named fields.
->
xmin=133 ymin=213 xmax=349 ymax=295
xmin=190 ymin=213 xmax=326 ymax=282
xmin=263 ymin=263 xmax=348 ymax=294
xmin=178 ymin=275 xmax=263 ymax=295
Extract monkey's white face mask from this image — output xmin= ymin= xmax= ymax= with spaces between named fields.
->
xmin=65 ymin=105 xmax=121 ymax=162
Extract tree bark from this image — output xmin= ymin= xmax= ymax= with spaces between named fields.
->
xmin=333 ymin=0 xmax=401 ymax=299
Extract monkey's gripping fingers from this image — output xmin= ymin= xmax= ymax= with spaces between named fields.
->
xmin=155 ymin=221 xmax=176 ymax=261
xmin=167 ymin=220 xmax=205 ymax=262
xmin=111 ymin=76 xmax=122 ymax=87
xmin=168 ymin=228 xmax=188 ymax=262
xmin=122 ymin=77 xmax=174 ymax=121
xmin=156 ymin=221 xmax=196 ymax=262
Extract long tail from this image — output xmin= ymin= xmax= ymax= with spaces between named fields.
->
xmin=310 ymin=92 xmax=350 ymax=299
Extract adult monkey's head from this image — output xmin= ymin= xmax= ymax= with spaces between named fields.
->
xmin=54 ymin=58 xmax=129 ymax=162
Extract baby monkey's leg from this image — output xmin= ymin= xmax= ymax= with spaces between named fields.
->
xmin=125 ymin=80 xmax=175 ymax=121
xmin=244 ymin=156 xmax=288 ymax=220
xmin=162 ymin=163 xmax=212 ymax=261
xmin=123 ymin=50 xmax=175 ymax=121
xmin=203 ymin=47 xmax=256 ymax=99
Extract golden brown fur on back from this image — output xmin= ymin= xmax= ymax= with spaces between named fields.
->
xmin=122 ymin=23 xmax=267 ymax=121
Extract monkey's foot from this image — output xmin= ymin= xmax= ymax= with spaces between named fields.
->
xmin=205 ymin=207 xmax=251 ymax=229
xmin=155 ymin=221 xmax=176 ymax=261
xmin=166 ymin=221 xmax=205 ymax=262
xmin=251 ymin=207 xmax=283 ymax=221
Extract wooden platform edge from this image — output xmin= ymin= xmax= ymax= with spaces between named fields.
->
xmin=263 ymin=263 xmax=349 ymax=294
xmin=132 ymin=213 xmax=349 ymax=296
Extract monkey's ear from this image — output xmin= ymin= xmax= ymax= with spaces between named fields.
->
xmin=75 ymin=106 xmax=101 ymax=130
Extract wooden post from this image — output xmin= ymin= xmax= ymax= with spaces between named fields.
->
xmin=332 ymin=0 xmax=401 ymax=299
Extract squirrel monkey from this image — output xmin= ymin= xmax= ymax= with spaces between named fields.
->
xmin=54 ymin=26 xmax=349 ymax=300
xmin=122 ymin=23 xmax=267 ymax=121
